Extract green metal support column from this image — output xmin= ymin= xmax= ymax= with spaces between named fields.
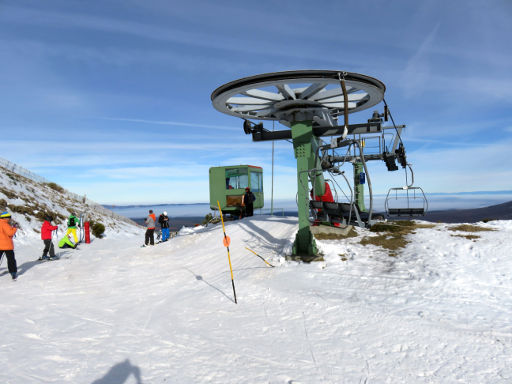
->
xmin=291 ymin=121 xmax=318 ymax=257
xmin=353 ymin=162 xmax=366 ymax=212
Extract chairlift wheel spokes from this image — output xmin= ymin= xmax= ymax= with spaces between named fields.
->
xmin=211 ymin=70 xmax=386 ymax=122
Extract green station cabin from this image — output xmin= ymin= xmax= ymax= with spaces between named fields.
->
xmin=209 ymin=165 xmax=264 ymax=216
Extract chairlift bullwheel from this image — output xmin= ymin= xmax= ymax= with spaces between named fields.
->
xmin=211 ymin=70 xmax=386 ymax=122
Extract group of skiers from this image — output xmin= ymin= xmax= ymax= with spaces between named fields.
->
xmin=0 ymin=211 xmax=81 ymax=280
xmin=40 ymin=214 xmax=80 ymax=261
xmin=142 ymin=188 xmax=255 ymax=247
xmin=143 ymin=210 xmax=170 ymax=246
xmin=2 ymin=197 xmax=256 ymax=278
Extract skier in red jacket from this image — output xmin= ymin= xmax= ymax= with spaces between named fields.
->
xmin=40 ymin=215 xmax=58 ymax=260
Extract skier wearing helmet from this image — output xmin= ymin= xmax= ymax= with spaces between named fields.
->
xmin=158 ymin=211 xmax=170 ymax=242
xmin=0 ymin=211 xmax=18 ymax=280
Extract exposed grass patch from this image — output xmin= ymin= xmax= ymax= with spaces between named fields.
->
xmin=451 ymin=234 xmax=480 ymax=241
xmin=45 ymin=182 xmax=65 ymax=193
xmin=370 ymin=221 xmax=413 ymax=233
xmin=6 ymin=172 xmax=18 ymax=183
xmin=9 ymin=204 xmax=66 ymax=223
xmin=10 ymin=204 xmax=33 ymax=216
xmin=448 ymin=224 xmax=495 ymax=233
xmin=0 ymin=187 xmax=17 ymax=199
xmin=361 ymin=234 xmax=409 ymax=257
xmin=360 ymin=221 xmax=435 ymax=257
xmin=339 ymin=253 xmax=348 ymax=261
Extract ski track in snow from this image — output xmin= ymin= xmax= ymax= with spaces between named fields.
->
xmin=1 ymin=216 xmax=511 ymax=383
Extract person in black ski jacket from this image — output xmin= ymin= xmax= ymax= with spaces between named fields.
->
xmin=158 ymin=211 xmax=170 ymax=242
xmin=242 ymin=187 xmax=256 ymax=217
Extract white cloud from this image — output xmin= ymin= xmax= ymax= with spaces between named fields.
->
xmin=403 ymin=117 xmax=512 ymax=143
xmin=404 ymin=139 xmax=512 ymax=192
xmin=100 ymin=117 xmax=239 ymax=131
xmin=400 ymin=23 xmax=440 ymax=99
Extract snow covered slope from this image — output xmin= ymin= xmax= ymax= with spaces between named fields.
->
xmin=1 ymin=215 xmax=511 ymax=383
xmin=0 ymin=163 xmax=140 ymax=240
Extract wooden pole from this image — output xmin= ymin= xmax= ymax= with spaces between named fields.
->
xmin=217 ymin=200 xmax=237 ymax=304
xmin=245 ymin=247 xmax=274 ymax=267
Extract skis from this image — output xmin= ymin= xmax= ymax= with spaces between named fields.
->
xmin=141 ymin=241 xmax=167 ymax=247
xmin=141 ymin=232 xmax=177 ymax=247
xmin=38 ymin=256 xmax=60 ymax=262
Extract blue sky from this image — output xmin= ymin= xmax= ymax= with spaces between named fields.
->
xmin=1 ymin=0 xmax=511 ymax=205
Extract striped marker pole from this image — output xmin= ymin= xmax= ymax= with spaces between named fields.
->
xmin=217 ymin=200 xmax=237 ymax=304
xmin=245 ymin=247 xmax=275 ymax=267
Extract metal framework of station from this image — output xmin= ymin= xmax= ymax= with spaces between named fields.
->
xmin=211 ymin=70 xmax=427 ymax=258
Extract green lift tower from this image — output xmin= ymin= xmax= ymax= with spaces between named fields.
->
xmin=211 ymin=70 xmax=413 ymax=258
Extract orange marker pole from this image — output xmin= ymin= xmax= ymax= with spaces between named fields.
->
xmin=217 ymin=200 xmax=237 ymax=304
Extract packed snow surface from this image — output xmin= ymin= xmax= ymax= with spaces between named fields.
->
xmin=1 ymin=216 xmax=511 ymax=383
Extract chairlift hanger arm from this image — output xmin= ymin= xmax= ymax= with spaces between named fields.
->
xmin=247 ymin=122 xmax=383 ymax=142
xmin=390 ymin=125 xmax=404 ymax=153
xmin=323 ymin=154 xmax=385 ymax=168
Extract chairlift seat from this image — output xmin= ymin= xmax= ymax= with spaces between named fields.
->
xmin=323 ymin=202 xmax=369 ymax=221
xmin=323 ymin=202 xmax=350 ymax=217
xmin=309 ymin=201 xmax=324 ymax=210
xmin=385 ymin=186 xmax=428 ymax=217
xmin=387 ymin=208 xmax=425 ymax=216
xmin=310 ymin=200 xmax=374 ymax=228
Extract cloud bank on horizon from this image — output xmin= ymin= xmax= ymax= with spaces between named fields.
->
xmin=1 ymin=0 xmax=511 ymax=204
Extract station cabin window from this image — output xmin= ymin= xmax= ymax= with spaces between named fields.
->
xmin=250 ymin=170 xmax=263 ymax=192
xmin=225 ymin=168 xmax=248 ymax=190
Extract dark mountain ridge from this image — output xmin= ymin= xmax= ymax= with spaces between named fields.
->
xmin=418 ymin=200 xmax=512 ymax=223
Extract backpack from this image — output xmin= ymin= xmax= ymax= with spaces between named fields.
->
xmin=245 ymin=192 xmax=256 ymax=203
xmin=69 ymin=217 xmax=76 ymax=226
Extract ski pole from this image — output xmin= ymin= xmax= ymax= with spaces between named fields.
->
xmin=245 ymin=247 xmax=275 ymax=267
xmin=53 ymin=228 xmax=58 ymax=259
xmin=217 ymin=200 xmax=237 ymax=304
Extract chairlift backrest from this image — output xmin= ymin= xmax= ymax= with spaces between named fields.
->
xmin=384 ymin=186 xmax=428 ymax=217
